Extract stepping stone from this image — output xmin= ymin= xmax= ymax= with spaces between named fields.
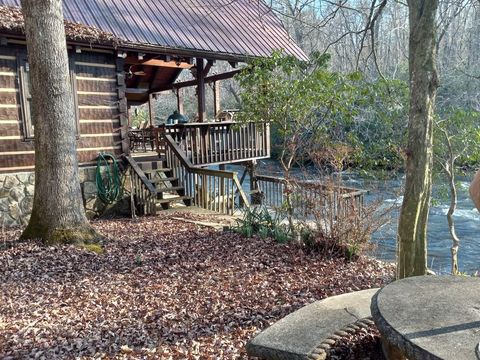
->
xmin=246 ymin=288 xmax=379 ymax=360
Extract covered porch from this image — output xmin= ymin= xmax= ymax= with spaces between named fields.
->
xmin=124 ymin=55 xmax=270 ymax=167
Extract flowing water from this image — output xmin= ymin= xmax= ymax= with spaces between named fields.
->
xmin=229 ymin=161 xmax=480 ymax=274
xmin=343 ymin=173 xmax=480 ymax=274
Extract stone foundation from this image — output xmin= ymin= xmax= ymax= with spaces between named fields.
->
xmin=0 ymin=167 xmax=111 ymax=227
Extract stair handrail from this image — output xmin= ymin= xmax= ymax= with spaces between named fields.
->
xmin=124 ymin=155 xmax=157 ymax=194
xmin=164 ymin=134 xmax=250 ymax=207
xmin=255 ymin=174 xmax=367 ymax=199
xmin=124 ymin=155 xmax=158 ymax=215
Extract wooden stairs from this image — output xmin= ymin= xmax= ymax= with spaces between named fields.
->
xmin=126 ymin=135 xmax=251 ymax=216
xmin=143 ymin=168 xmax=192 ymax=210
xmin=127 ymin=154 xmax=192 ymax=214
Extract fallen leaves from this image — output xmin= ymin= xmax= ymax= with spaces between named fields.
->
xmin=0 ymin=213 xmax=394 ymax=359
xmin=327 ymin=324 xmax=383 ymax=360
xmin=0 ymin=5 xmax=122 ymax=46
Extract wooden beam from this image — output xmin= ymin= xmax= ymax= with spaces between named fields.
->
xmin=142 ymin=58 xmax=193 ymax=69
xmin=126 ymin=88 xmax=149 ymax=94
xmin=148 ymin=93 xmax=155 ymax=126
xmin=150 ymin=65 xmax=161 ymax=90
xmin=213 ymin=81 xmax=221 ymax=117
xmin=203 ymin=59 xmax=215 ymax=77
xmin=177 ymin=88 xmax=184 ymax=114
xmin=196 ymin=58 xmax=206 ymax=122
xmin=150 ymin=68 xmax=243 ymax=94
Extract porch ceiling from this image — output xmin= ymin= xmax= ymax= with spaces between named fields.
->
xmin=125 ymin=55 xmax=183 ymax=104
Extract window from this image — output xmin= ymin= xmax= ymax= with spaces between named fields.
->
xmin=17 ymin=55 xmax=80 ymax=140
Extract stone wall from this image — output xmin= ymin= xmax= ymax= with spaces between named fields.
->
xmin=0 ymin=167 xmax=106 ymax=227
xmin=0 ymin=172 xmax=34 ymax=227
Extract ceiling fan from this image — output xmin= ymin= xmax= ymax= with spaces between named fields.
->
xmin=127 ymin=65 xmax=146 ymax=78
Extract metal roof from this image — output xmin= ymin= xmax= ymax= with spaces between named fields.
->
xmin=0 ymin=0 xmax=308 ymax=61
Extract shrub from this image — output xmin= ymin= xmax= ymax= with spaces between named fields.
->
xmin=233 ymin=206 xmax=291 ymax=243
xmin=295 ymin=179 xmax=392 ymax=260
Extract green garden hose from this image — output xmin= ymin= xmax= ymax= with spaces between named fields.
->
xmin=95 ymin=153 xmax=123 ymax=204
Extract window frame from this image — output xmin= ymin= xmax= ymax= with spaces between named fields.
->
xmin=17 ymin=53 xmax=80 ymax=141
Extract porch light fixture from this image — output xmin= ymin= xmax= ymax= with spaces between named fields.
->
xmin=138 ymin=52 xmax=145 ymax=60
xmin=117 ymin=51 xmax=127 ymax=59
xmin=75 ymin=45 xmax=82 ymax=53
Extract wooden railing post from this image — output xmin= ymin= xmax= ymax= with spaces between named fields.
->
xmin=164 ymin=121 xmax=270 ymax=166
xmin=124 ymin=155 xmax=157 ymax=216
xmin=164 ymin=134 xmax=250 ymax=214
xmin=255 ymin=174 xmax=366 ymax=221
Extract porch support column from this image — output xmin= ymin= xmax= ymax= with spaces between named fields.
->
xmin=148 ymin=93 xmax=155 ymax=126
xmin=196 ymin=57 xmax=206 ymax=122
xmin=249 ymin=160 xmax=261 ymax=205
xmin=213 ymin=80 xmax=221 ymax=118
xmin=176 ymin=88 xmax=184 ymax=114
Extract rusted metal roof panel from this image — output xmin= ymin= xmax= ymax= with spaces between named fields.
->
xmin=0 ymin=0 xmax=308 ymax=61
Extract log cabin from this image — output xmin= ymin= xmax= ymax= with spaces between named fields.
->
xmin=0 ymin=0 xmax=365 ymax=227
xmin=0 ymin=0 xmax=311 ymax=226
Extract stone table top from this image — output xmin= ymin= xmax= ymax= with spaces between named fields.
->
xmin=371 ymin=275 xmax=480 ymax=360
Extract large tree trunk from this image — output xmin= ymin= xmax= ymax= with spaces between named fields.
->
xmin=397 ymin=0 xmax=439 ymax=279
xmin=20 ymin=0 xmax=100 ymax=244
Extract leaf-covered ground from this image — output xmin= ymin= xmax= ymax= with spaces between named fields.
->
xmin=327 ymin=324 xmax=384 ymax=360
xmin=0 ymin=214 xmax=394 ymax=359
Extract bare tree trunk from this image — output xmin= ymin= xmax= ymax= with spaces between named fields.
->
xmin=280 ymin=149 xmax=297 ymax=239
xmin=446 ymin=163 xmax=459 ymax=275
xmin=397 ymin=0 xmax=439 ymax=279
xmin=437 ymin=125 xmax=460 ymax=275
xmin=20 ymin=0 xmax=101 ymax=244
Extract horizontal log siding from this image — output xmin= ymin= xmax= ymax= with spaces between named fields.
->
xmin=0 ymin=47 xmax=125 ymax=173
xmin=0 ymin=92 xmax=19 ymax=105
xmin=0 ymin=149 xmax=121 ymax=172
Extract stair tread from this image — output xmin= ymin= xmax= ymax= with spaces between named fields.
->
xmin=151 ymin=177 xmax=177 ymax=183
xmin=156 ymin=186 xmax=184 ymax=192
xmin=143 ymin=168 xmax=172 ymax=174
xmin=132 ymin=155 xmax=164 ymax=162
xmin=156 ymin=195 xmax=191 ymax=204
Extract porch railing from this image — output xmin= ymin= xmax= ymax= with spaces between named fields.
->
xmin=164 ymin=134 xmax=249 ymax=215
xmin=124 ymin=155 xmax=157 ymax=216
xmin=256 ymin=174 xmax=366 ymax=221
xmin=163 ymin=121 xmax=270 ymax=166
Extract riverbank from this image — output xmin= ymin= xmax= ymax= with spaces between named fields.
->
xmin=0 ymin=213 xmax=394 ymax=358
xmin=245 ymin=161 xmax=480 ymax=274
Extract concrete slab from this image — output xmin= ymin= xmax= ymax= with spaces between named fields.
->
xmin=247 ymin=288 xmax=379 ymax=360
xmin=371 ymin=275 xmax=480 ymax=360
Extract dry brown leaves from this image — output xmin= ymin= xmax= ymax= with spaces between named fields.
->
xmin=0 ymin=214 xmax=394 ymax=359
xmin=327 ymin=324 xmax=384 ymax=360
xmin=0 ymin=5 xmax=122 ymax=46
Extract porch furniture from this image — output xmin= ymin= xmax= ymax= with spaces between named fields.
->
xmin=128 ymin=128 xmax=155 ymax=152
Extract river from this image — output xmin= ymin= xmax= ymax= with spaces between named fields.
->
xmin=344 ymin=172 xmax=480 ymax=274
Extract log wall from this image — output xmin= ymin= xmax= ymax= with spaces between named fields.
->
xmin=0 ymin=44 xmax=126 ymax=173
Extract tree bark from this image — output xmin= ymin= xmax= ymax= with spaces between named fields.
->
xmin=20 ymin=0 xmax=101 ymax=244
xmin=397 ymin=0 xmax=439 ymax=279
xmin=446 ymin=164 xmax=459 ymax=275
